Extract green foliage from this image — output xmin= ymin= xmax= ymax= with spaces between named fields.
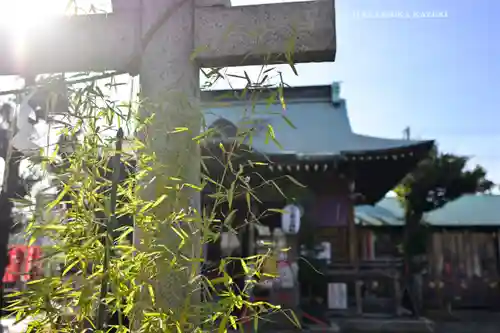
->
xmin=1 ymin=67 xmax=304 ymax=332
xmin=395 ymin=148 xmax=494 ymax=260
xmin=395 ymin=148 xmax=494 ymax=215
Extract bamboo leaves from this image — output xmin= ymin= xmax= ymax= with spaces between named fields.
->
xmin=7 ymin=58 xmax=304 ymax=332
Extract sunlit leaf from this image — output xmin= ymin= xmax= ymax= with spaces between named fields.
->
xmin=170 ymin=127 xmax=189 ymax=133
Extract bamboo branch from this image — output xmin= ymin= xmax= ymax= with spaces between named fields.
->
xmin=96 ymin=127 xmax=124 ymax=330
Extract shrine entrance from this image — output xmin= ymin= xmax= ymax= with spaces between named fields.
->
xmin=202 ymin=183 xmax=303 ymax=314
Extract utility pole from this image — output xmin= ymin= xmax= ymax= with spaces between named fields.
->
xmin=403 ymin=126 xmax=411 ymax=140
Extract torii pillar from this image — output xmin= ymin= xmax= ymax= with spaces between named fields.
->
xmin=0 ymin=0 xmax=336 ymax=317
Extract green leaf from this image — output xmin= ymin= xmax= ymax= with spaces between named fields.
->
xmin=63 ymin=260 xmax=80 ymax=276
xmin=267 ymin=124 xmax=276 ymax=139
xmin=45 ymin=184 xmax=69 ymax=211
xmin=270 ymin=136 xmax=284 ymax=150
xmin=148 ymin=284 xmax=156 ymax=306
xmin=245 ymin=192 xmax=251 ymax=212
xmin=170 ymin=127 xmax=189 ymax=133
xmin=219 ymin=314 xmax=228 ymax=333
xmin=244 ymin=71 xmax=252 ymax=86
xmin=285 ymin=32 xmax=299 ymax=76
xmin=267 ymin=208 xmax=285 ymax=214
xmin=266 ymin=90 xmax=278 ymax=108
xmin=151 ymin=194 xmax=168 ymax=208
xmin=190 ymin=45 xmax=210 ymax=61
xmin=278 ymin=85 xmax=286 ymax=112
xmin=229 ymin=315 xmax=237 ymax=329
xmin=240 ymin=259 xmax=249 ymax=274
xmin=227 ymin=182 xmax=235 ymax=210
xmin=281 ymin=114 xmax=297 ymax=129
xmin=210 ymin=276 xmax=230 ymax=285
xmin=224 ymin=209 xmax=237 ymax=227
xmin=284 ymin=175 xmax=306 ymax=188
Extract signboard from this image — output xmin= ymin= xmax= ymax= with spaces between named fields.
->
xmin=278 ymin=261 xmax=295 ymax=288
xmin=281 ymin=204 xmax=301 ymax=234
xmin=327 ymin=283 xmax=348 ymax=309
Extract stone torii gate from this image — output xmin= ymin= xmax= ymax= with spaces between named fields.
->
xmin=0 ymin=0 xmax=336 ymax=316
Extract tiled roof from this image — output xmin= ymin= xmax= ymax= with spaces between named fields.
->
xmin=356 ymin=195 xmax=500 ymax=227
xmin=355 ymin=203 xmax=403 ymax=226
xmin=201 ymin=83 xmax=431 ymax=157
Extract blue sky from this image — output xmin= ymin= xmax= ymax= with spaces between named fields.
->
xmin=336 ymin=0 xmax=499 ymax=183
xmin=223 ymin=0 xmax=500 ymax=184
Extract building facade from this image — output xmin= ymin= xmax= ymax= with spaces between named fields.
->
xmin=201 ymin=82 xmax=434 ymax=316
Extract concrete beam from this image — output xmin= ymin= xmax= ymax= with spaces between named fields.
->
xmin=195 ymin=0 xmax=232 ymax=8
xmin=0 ymin=12 xmax=139 ymax=76
xmin=194 ymin=0 xmax=336 ymax=68
xmin=111 ymin=0 xmax=142 ymax=12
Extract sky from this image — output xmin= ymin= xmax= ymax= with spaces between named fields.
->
xmin=0 ymin=0 xmax=498 ymax=184
xmin=224 ymin=0 xmax=499 ymax=184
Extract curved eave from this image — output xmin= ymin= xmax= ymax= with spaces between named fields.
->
xmin=346 ymin=140 xmax=435 ymax=204
xmin=201 ymin=139 xmax=435 ymax=204
xmin=340 ymin=140 xmax=435 ymax=161
xmin=201 ymin=140 xmax=340 ymax=174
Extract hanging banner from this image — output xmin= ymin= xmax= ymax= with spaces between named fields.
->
xmin=281 ymin=204 xmax=301 ymax=234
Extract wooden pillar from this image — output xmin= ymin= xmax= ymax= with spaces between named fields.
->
xmin=286 ymin=232 xmax=301 ymax=311
xmin=248 ymin=201 xmax=258 ymax=257
xmin=497 ymin=229 xmax=500 ymax=276
xmin=347 ymin=181 xmax=358 ymax=265
xmin=347 ymin=179 xmax=362 ymax=314
xmin=394 ymin=270 xmax=402 ymax=316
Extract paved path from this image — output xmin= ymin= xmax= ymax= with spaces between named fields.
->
xmin=3 ymin=311 xmax=500 ymax=333
xmin=1 ymin=318 xmax=31 ymax=333
xmin=1 ymin=316 xmax=48 ymax=333
xmin=431 ymin=310 xmax=500 ymax=333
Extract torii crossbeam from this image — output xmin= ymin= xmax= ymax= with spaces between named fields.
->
xmin=0 ymin=0 xmax=335 ymax=74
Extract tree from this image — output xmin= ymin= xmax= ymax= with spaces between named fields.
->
xmin=394 ymin=147 xmax=494 ymax=315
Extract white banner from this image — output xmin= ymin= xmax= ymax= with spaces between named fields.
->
xmin=281 ymin=204 xmax=301 ymax=234
xmin=327 ymin=283 xmax=348 ymax=309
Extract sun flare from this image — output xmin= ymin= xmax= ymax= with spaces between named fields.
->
xmin=0 ymin=0 xmax=112 ymax=33
xmin=0 ymin=0 xmax=68 ymax=31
